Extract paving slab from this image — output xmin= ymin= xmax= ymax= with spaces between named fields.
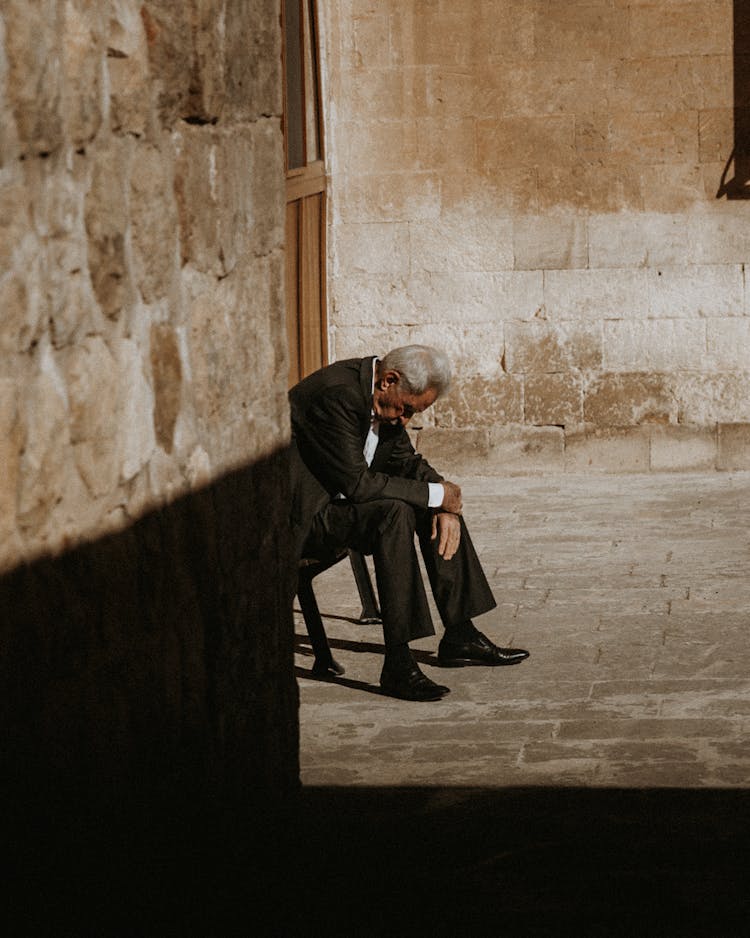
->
xmin=295 ymin=471 xmax=750 ymax=789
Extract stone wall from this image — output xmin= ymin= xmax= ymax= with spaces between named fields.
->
xmin=0 ymin=0 xmax=298 ymax=805
xmin=322 ymin=0 xmax=750 ymax=473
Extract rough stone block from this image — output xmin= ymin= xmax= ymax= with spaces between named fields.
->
xmin=602 ymin=320 xmax=707 ymax=372
xmin=707 ymin=319 xmax=750 ymax=371
xmin=648 ymin=264 xmax=744 ymax=318
xmin=175 ymin=122 xmax=283 ymax=277
xmin=649 ymin=426 xmax=717 ymax=472
xmin=537 ymin=161 xmax=644 ymax=214
xmin=585 ymin=374 xmax=677 ymax=428
xmin=513 ymin=215 xmax=588 ymax=270
xmin=525 ymin=374 xmax=583 ymax=428
xmin=343 ymin=67 xmax=427 ymax=122
xmin=0 ymin=380 xmax=21 ymax=566
xmin=332 ymin=275 xmax=418 ymax=327
xmin=224 ymin=0 xmax=282 ymax=121
xmin=608 ymin=110 xmax=699 ymax=166
xmin=564 ymin=428 xmax=651 ymax=473
xmin=61 ymin=1 xmax=105 ymax=147
xmin=477 ymin=116 xmax=575 ymax=172
xmin=150 ymin=323 xmax=183 ymax=454
xmin=612 ymin=57 xmax=716 ymax=115
xmin=337 ymin=173 xmax=441 ymax=223
xmin=17 ymin=344 xmax=71 ymax=520
xmin=699 ymin=109 xmax=735 ymax=164
xmin=85 ymin=138 xmax=137 ymax=321
xmin=341 ymin=120 xmax=419 ymax=174
xmin=408 ymin=271 xmax=542 ymax=324
xmin=408 ymin=213 xmax=514 ymax=273
xmin=544 ymin=268 xmax=650 ymax=319
xmin=690 ymin=206 xmax=750 ymax=264
xmin=674 ymin=373 xmax=750 ymax=425
xmin=417 ymin=118 xmax=478 ymax=172
xmin=116 ymin=337 xmax=156 ymax=482
xmin=505 ymin=321 xmax=602 ymax=374
xmin=130 ymin=142 xmax=179 ymax=302
xmin=3 ymin=0 xmax=64 ymax=154
xmin=433 ymin=374 xmax=523 ymax=428
xmin=107 ymin=0 xmax=152 ymax=136
xmin=335 ymin=222 xmax=411 ymax=276
xmin=342 ymin=13 xmax=391 ymax=70
xmin=717 ymin=423 xmax=750 ymax=470
xmin=638 ymin=162 xmax=707 ymax=213
xmin=588 ymin=214 xmax=691 ymax=268
xmin=629 ymin=2 xmax=731 ymax=57
xmin=534 ymin=1 xmax=629 ymax=61
xmin=487 ymin=426 xmax=565 ymax=473
xmin=415 ymin=427 xmax=491 ymax=476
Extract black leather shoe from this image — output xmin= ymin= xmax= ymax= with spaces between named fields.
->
xmin=438 ymin=632 xmax=529 ymax=667
xmin=311 ymin=657 xmax=345 ymax=678
xmin=380 ymin=663 xmax=450 ymax=701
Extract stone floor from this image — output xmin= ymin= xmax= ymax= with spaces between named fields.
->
xmin=280 ymin=472 xmax=750 ymax=935
xmin=296 ymin=471 xmax=750 ymax=790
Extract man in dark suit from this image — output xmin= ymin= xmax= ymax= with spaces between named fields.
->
xmin=290 ymin=345 xmax=529 ymax=701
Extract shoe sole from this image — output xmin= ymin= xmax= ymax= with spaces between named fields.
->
xmin=438 ymin=657 xmax=527 ymax=667
xmin=380 ymin=686 xmax=450 ymax=701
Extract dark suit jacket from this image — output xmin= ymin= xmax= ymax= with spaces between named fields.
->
xmin=289 ymin=356 xmax=443 ymax=561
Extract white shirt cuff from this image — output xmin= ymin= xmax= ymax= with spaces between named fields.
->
xmin=427 ymin=482 xmax=444 ymax=508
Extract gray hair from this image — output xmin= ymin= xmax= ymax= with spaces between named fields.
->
xmin=380 ymin=345 xmax=452 ymax=397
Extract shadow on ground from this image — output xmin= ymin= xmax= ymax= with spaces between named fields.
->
xmin=8 ymin=785 xmax=750 ymax=936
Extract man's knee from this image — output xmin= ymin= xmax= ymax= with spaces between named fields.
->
xmin=374 ymin=498 xmax=417 ymax=536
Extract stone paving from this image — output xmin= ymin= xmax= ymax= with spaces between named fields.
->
xmin=295 ymin=471 xmax=750 ymax=789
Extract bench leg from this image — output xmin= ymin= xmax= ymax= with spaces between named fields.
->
xmin=348 ymin=550 xmax=381 ymax=624
xmin=297 ymin=570 xmax=345 ymax=677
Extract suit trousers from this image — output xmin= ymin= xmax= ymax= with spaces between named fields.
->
xmin=302 ymin=498 xmax=497 ymax=645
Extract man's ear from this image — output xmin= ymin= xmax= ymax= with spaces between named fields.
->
xmin=384 ymin=370 xmax=400 ymax=387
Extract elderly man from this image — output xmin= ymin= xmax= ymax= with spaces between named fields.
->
xmin=290 ymin=345 xmax=529 ymax=701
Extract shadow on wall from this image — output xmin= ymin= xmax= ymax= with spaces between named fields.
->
xmin=718 ymin=0 xmax=750 ymax=198
xmin=6 ymin=785 xmax=750 ymax=935
xmin=0 ymin=447 xmax=299 ymax=821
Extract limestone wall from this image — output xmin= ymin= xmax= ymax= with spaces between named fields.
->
xmin=322 ymin=0 xmax=750 ymax=473
xmin=0 ymin=1 xmax=298 ymax=803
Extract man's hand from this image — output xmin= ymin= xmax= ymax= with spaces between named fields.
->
xmin=441 ymin=480 xmax=463 ymax=515
xmin=431 ymin=511 xmax=462 ymax=561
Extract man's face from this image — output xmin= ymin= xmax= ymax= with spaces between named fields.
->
xmin=373 ymin=370 xmax=438 ymax=427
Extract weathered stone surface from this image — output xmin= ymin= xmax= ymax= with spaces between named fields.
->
xmin=674 ymin=373 xmax=750 ymax=425
xmin=602 ymin=321 xmax=706 ymax=372
xmin=525 ymin=373 xmax=583 ymax=428
xmin=1 ymin=0 xmax=295 ymax=816
xmin=150 ymin=323 xmax=183 ymax=454
xmin=647 ymin=264 xmax=743 ymax=318
xmin=130 ymin=142 xmax=179 ymax=302
xmin=0 ymin=380 xmax=22 ymax=569
xmin=175 ymin=121 xmax=283 ymax=277
xmin=565 ymin=428 xmax=651 ymax=473
xmin=433 ymin=374 xmax=523 ymax=428
xmin=488 ymin=426 xmax=565 ymax=472
xmin=2 ymin=0 xmax=65 ymax=155
xmin=106 ymin=0 xmax=152 ymax=136
xmin=717 ymin=423 xmax=750 ymax=470
xmin=585 ymin=374 xmax=677 ymax=428
xmin=416 ymin=427 xmax=490 ymax=475
xmin=85 ymin=138 xmax=136 ymax=320
xmin=650 ymin=426 xmax=717 ymax=472
xmin=60 ymin=1 xmax=105 ymax=147
xmin=17 ymin=344 xmax=71 ymax=524
xmin=505 ymin=321 xmax=602 ymax=374
xmin=513 ymin=215 xmax=588 ymax=271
